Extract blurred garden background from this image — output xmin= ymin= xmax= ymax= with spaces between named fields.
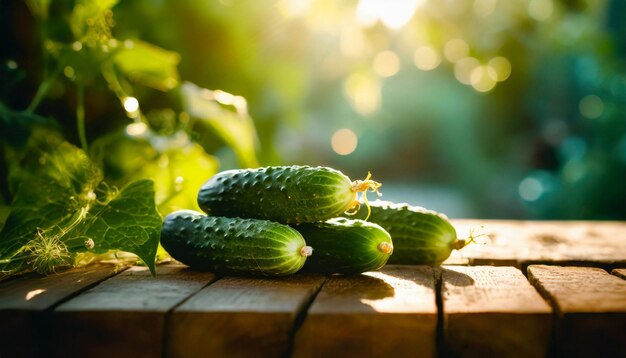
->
xmin=1 ymin=0 xmax=625 ymax=220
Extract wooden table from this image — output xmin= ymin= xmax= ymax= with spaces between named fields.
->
xmin=1 ymin=220 xmax=625 ymax=357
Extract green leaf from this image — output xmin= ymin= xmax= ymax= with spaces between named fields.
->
xmin=0 ymin=102 xmax=60 ymax=148
xmin=181 ymin=82 xmax=259 ymax=168
xmin=64 ymin=179 xmax=162 ymax=275
xmin=0 ymin=138 xmax=162 ymax=276
xmin=0 ymin=140 xmax=102 ymax=259
xmin=90 ymin=127 xmax=219 ymax=216
xmin=113 ymin=40 xmax=180 ymax=91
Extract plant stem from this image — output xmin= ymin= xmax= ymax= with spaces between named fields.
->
xmin=26 ymin=64 xmax=61 ymax=114
xmin=76 ymin=83 xmax=88 ymax=152
xmin=101 ymin=63 xmax=144 ymax=124
xmin=26 ymin=80 xmax=50 ymax=113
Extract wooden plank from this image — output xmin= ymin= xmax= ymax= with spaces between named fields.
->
xmin=441 ymin=265 xmax=552 ymax=357
xmin=51 ymin=264 xmax=214 ymax=358
xmin=528 ymin=265 xmax=626 ymax=357
xmin=453 ymin=219 xmax=626 ymax=267
xmin=293 ymin=265 xmax=437 ymax=358
xmin=0 ymin=264 xmax=124 ymax=358
xmin=613 ymin=268 xmax=626 ymax=280
xmin=167 ymin=273 xmax=325 ymax=358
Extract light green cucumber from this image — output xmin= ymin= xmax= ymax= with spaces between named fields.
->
xmin=294 ymin=217 xmax=393 ymax=274
xmin=346 ymin=200 xmax=470 ymax=265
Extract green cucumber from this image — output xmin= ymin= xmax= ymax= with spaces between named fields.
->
xmin=160 ymin=210 xmax=312 ymax=276
xmin=197 ymin=166 xmax=381 ymax=224
xmin=347 ymin=200 xmax=468 ymax=265
xmin=294 ymin=218 xmax=393 ymax=274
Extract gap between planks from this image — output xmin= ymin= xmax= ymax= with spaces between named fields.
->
xmin=50 ymin=264 xmax=216 ymax=358
xmin=437 ymin=265 xmax=553 ymax=358
xmin=527 ymin=265 xmax=626 ymax=358
xmin=5 ymin=262 xmax=626 ymax=358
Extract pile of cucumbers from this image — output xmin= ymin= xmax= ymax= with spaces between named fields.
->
xmin=160 ymin=166 xmax=470 ymax=276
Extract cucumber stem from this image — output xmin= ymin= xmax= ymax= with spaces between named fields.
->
xmin=300 ymin=245 xmax=313 ymax=257
xmin=452 ymin=225 xmax=488 ymax=250
xmin=351 ymin=171 xmax=382 ymax=195
xmin=350 ymin=172 xmax=382 ymax=221
xmin=377 ymin=241 xmax=393 ymax=254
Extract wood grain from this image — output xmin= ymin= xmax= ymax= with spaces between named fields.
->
xmin=441 ymin=265 xmax=552 ymax=358
xmin=0 ymin=264 xmax=124 ymax=358
xmin=451 ymin=220 xmax=626 ymax=267
xmin=167 ymin=273 xmax=325 ymax=358
xmin=528 ymin=265 xmax=626 ymax=357
xmin=612 ymin=268 xmax=626 ymax=280
xmin=293 ymin=265 xmax=438 ymax=358
xmin=51 ymin=264 xmax=214 ymax=358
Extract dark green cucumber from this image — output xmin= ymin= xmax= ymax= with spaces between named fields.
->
xmin=347 ymin=200 xmax=465 ymax=265
xmin=197 ymin=166 xmax=381 ymax=224
xmin=160 ymin=210 xmax=312 ymax=276
xmin=294 ymin=218 xmax=393 ymax=274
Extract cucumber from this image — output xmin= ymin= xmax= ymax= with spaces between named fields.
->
xmin=197 ymin=166 xmax=381 ymax=224
xmin=294 ymin=218 xmax=393 ymax=274
xmin=160 ymin=210 xmax=312 ymax=276
xmin=347 ymin=200 xmax=467 ymax=265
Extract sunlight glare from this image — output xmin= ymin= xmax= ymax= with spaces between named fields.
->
xmin=340 ymin=28 xmax=366 ymax=57
xmin=344 ymin=73 xmax=381 ymax=116
xmin=356 ymin=0 xmax=423 ymax=29
xmin=277 ymin=0 xmax=311 ymax=18
xmin=25 ymin=289 xmax=46 ymax=301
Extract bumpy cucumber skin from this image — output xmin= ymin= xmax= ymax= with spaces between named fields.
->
xmin=160 ymin=210 xmax=309 ymax=276
xmin=294 ymin=218 xmax=392 ymax=275
xmin=197 ymin=166 xmax=355 ymax=224
xmin=348 ymin=200 xmax=457 ymax=265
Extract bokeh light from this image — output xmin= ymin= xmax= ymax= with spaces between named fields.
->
xmin=528 ymin=0 xmax=554 ymax=21
xmin=414 ymin=45 xmax=441 ymax=71
xmin=373 ymin=50 xmax=400 ymax=77
xmin=454 ymin=57 xmax=480 ymax=85
xmin=470 ymin=65 xmax=498 ymax=92
xmin=125 ymin=122 xmax=148 ymax=137
xmin=519 ymin=176 xmax=543 ymax=202
xmin=331 ymin=128 xmax=358 ymax=155
xmin=444 ymin=38 xmax=470 ymax=63
xmin=123 ymin=96 xmax=139 ymax=113
xmin=3 ymin=0 xmax=624 ymax=220
xmin=579 ymin=95 xmax=604 ymax=119
xmin=488 ymin=57 xmax=512 ymax=82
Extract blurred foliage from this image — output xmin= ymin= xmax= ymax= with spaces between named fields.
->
xmin=1 ymin=0 xmax=625 ymax=220
xmin=0 ymin=0 xmax=262 ymax=274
